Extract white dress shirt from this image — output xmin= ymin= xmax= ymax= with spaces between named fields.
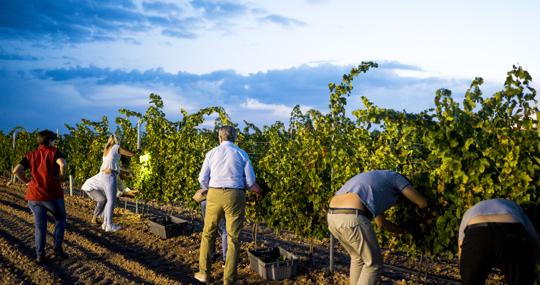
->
xmin=198 ymin=141 xmax=256 ymax=190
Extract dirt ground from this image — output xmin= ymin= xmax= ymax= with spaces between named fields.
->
xmin=0 ymin=178 xmax=505 ymax=285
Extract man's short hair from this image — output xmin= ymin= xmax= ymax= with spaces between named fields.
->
xmin=218 ymin=126 xmax=236 ymax=142
xmin=37 ymin=130 xmax=57 ymax=145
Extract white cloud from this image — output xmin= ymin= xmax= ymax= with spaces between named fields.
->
xmin=240 ymin=98 xmax=313 ymax=119
xmin=392 ymin=69 xmax=441 ymax=79
xmin=77 ymin=84 xmax=150 ymax=107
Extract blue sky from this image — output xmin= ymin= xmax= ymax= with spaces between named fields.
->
xmin=1 ymin=0 xmax=539 ymax=132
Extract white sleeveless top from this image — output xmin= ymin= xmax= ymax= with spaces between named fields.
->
xmin=100 ymin=144 xmax=120 ymax=172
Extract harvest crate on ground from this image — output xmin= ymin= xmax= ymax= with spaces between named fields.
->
xmin=147 ymin=214 xmax=190 ymax=239
xmin=248 ymin=246 xmax=303 ymax=281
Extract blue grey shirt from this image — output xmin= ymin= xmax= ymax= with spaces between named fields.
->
xmin=458 ymin=199 xmax=540 ymax=247
xmin=198 ymin=141 xmax=256 ymax=190
xmin=335 ymin=170 xmax=411 ymax=217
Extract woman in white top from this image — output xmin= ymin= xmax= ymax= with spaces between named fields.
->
xmin=99 ymin=135 xmax=134 ymax=232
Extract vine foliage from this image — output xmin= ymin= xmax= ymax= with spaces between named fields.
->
xmin=1 ymin=64 xmax=538 ymax=258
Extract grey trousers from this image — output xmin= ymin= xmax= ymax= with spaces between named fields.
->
xmin=101 ymin=173 xmax=117 ymax=226
xmin=327 ymin=213 xmax=383 ymax=285
xmin=85 ymin=189 xmax=107 ymax=217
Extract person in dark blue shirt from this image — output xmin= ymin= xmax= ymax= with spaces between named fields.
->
xmin=328 ymin=170 xmax=428 ymax=285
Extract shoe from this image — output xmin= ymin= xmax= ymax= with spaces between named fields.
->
xmin=36 ymin=254 xmax=46 ymax=264
xmin=105 ymin=223 xmax=121 ymax=232
xmin=101 ymin=221 xmax=106 ymax=230
xmin=53 ymin=248 xmax=67 ymax=259
xmin=194 ymin=272 xmax=208 ymax=283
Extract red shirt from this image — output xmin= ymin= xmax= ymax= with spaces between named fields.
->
xmin=20 ymin=145 xmax=64 ymax=201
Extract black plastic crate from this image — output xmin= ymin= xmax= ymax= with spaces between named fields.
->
xmin=147 ymin=215 xmax=188 ymax=239
xmin=248 ymin=247 xmax=300 ymax=280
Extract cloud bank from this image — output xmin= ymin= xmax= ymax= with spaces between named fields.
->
xmin=0 ymin=62 xmax=493 ymax=132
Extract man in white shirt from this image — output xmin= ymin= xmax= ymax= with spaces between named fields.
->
xmin=194 ymin=126 xmax=260 ymax=284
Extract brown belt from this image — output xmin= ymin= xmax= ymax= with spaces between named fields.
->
xmin=209 ymin=187 xmax=245 ymax=191
xmin=328 ymin=208 xmax=373 ymax=220
xmin=101 ymin=169 xmax=117 ymax=174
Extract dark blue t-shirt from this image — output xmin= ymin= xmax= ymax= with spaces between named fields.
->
xmin=335 ymin=170 xmax=411 ymax=216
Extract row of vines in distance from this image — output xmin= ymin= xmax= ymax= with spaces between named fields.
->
xmin=1 ymin=62 xmax=538 ymax=258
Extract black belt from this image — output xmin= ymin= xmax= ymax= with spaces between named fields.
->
xmin=328 ymin=208 xmax=373 ymax=220
xmin=209 ymin=187 xmax=245 ymax=191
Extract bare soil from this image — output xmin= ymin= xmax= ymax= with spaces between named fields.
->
xmin=0 ymin=178 xmax=505 ymax=284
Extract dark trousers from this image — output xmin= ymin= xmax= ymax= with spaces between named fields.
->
xmin=460 ymin=223 xmax=536 ymax=285
xmin=28 ymin=199 xmax=67 ymax=257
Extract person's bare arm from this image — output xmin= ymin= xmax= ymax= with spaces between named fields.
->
xmin=56 ymin=158 xmax=67 ymax=179
xmin=12 ymin=164 xmax=30 ymax=184
xmin=119 ymin=146 xmax=134 ymax=157
xmin=402 ymin=186 xmax=428 ymax=209
xmin=374 ymin=215 xmax=407 ymax=234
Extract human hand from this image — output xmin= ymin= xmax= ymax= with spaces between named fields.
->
xmin=249 ymin=183 xmax=262 ymax=196
xmin=417 ymin=206 xmax=436 ymax=224
xmin=408 ymin=223 xmax=424 ymax=240
xmin=192 ymin=189 xmax=208 ymax=203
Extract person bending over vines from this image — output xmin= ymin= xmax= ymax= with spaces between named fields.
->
xmin=81 ymin=167 xmax=136 ymax=225
xmin=327 ymin=170 xmax=429 ymax=285
xmin=458 ymin=199 xmax=540 ymax=285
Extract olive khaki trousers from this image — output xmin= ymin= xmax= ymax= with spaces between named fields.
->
xmin=327 ymin=213 xmax=383 ymax=285
xmin=199 ymin=188 xmax=245 ymax=284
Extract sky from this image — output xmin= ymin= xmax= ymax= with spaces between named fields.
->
xmin=1 ymin=0 xmax=539 ymax=132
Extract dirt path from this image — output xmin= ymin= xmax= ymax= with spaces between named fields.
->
xmin=1 ymin=181 xmax=349 ymax=285
xmin=1 ymin=180 xmax=503 ymax=284
xmin=0 ymin=186 xmax=197 ymax=284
